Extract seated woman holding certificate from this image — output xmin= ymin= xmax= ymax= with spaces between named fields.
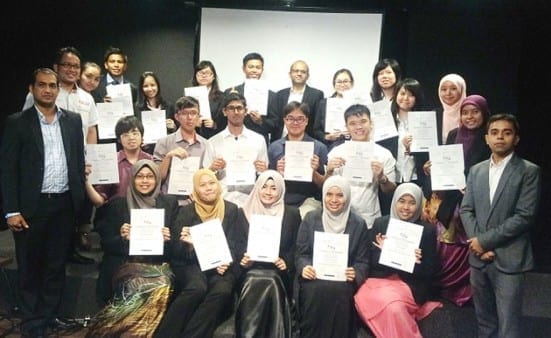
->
xmin=155 ymin=168 xmax=248 ymax=338
xmin=354 ymin=183 xmax=441 ymax=338
xmin=236 ymin=170 xmax=301 ymax=338
xmin=88 ymin=159 xmax=178 ymax=337
xmin=295 ymin=175 xmax=369 ymax=338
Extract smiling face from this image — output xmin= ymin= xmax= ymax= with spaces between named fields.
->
xmin=119 ymin=127 xmax=143 ymax=151
xmin=324 ymin=186 xmax=346 ymax=214
xmin=223 ymin=99 xmax=247 ymax=127
xmin=79 ymin=64 xmax=101 ymax=93
xmin=284 ymin=108 xmax=308 ymax=138
xmin=460 ymin=104 xmax=484 ymax=130
xmin=54 ymin=52 xmax=81 ymax=87
xmin=396 ymin=86 xmax=417 ymax=113
xmin=104 ymin=53 xmax=127 ymax=77
xmin=346 ymin=113 xmax=372 ymax=141
xmin=395 ymin=193 xmax=418 ymax=221
xmin=439 ymin=80 xmax=462 ymax=106
xmin=289 ymin=61 xmax=309 ymax=86
xmin=243 ymin=59 xmax=263 ymax=79
xmin=377 ymin=65 xmax=397 ymax=90
xmin=142 ymin=75 xmax=159 ymax=100
xmin=134 ymin=166 xmax=157 ymax=195
xmin=259 ymin=178 xmax=279 ymax=206
xmin=333 ymin=71 xmax=353 ymax=96
xmin=195 ymin=174 xmax=220 ymax=204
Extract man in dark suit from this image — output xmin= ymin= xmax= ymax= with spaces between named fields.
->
xmin=1 ymin=68 xmax=86 ymax=337
xmin=224 ymin=52 xmax=279 ymax=145
xmin=460 ymin=113 xmax=541 ymax=338
xmin=92 ymin=46 xmax=138 ymax=105
xmin=273 ymin=60 xmax=324 ymax=141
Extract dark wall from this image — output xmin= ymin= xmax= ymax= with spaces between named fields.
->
xmin=3 ymin=0 xmax=550 ymax=268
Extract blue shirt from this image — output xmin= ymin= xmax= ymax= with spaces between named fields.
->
xmin=37 ymin=107 xmax=69 ymax=193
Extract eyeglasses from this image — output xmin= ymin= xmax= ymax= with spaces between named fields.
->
xmin=120 ymin=131 xmax=141 ymax=138
xmin=335 ymin=79 xmax=352 ymax=85
xmin=58 ymin=63 xmax=81 ymax=70
xmin=285 ymin=116 xmax=307 ymax=124
xmin=135 ymin=174 xmax=155 ymax=180
xmin=178 ymin=110 xmax=199 ymax=117
xmin=225 ymin=105 xmax=245 ymax=112
xmin=197 ymin=70 xmax=213 ymax=77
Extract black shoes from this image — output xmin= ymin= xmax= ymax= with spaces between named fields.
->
xmin=67 ymin=250 xmax=95 ymax=265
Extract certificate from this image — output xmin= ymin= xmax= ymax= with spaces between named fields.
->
xmin=96 ymin=102 xmax=127 ymax=140
xmin=246 ymin=214 xmax=281 ymax=262
xmin=408 ymin=111 xmax=438 ymax=152
xmin=429 ymin=144 xmax=466 ymax=190
xmin=378 ymin=218 xmax=423 ymax=273
xmin=224 ymin=144 xmax=257 ymax=186
xmin=284 ymin=141 xmax=314 ymax=182
xmin=167 ymin=156 xmax=201 ymax=195
xmin=367 ymin=100 xmax=398 ymax=141
xmin=342 ymin=88 xmax=370 ymax=106
xmin=129 ymin=209 xmax=165 ymax=256
xmin=324 ymin=98 xmax=349 ymax=133
xmin=141 ymin=110 xmax=167 ymax=144
xmin=184 ymin=85 xmax=212 ymax=119
xmin=313 ymin=231 xmax=349 ymax=282
xmin=189 ymin=219 xmax=233 ymax=271
xmin=85 ymin=143 xmax=119 ymax=185
xmin=342 ymin=141 xmax=374 ymax=183
xmin=106 ymin=83 xmax=134 ymax=116
xmin=244 ymin=79 xmax=269 ymax=116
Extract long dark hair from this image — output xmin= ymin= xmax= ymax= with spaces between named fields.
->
xmin=370 ymin=58 xmax=402 ymax=102
xmin=191 ymin=60 xmax=222 ymax=101
xmin=137 ymin=71 xmax=170 ymax=111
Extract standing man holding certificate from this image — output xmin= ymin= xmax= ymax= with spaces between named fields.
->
xmin=460 ymin=114 xmax=541 ymax=338
xmin=354 ymin=183 xmax=441 ymax=337
xmin=326 ymin=104 xmax=396 ymax=229
xmin=296 ymin=176 xmax=369 ymax=338
xmin=1 ymin=68 xmax=86 ymax=337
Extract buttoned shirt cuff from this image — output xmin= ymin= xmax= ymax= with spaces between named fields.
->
xmin=5 ymin=212 xmax=21 ymax=219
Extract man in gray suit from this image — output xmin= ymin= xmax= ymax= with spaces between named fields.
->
xmin=460 ymin=113 xmax=541 ymax=338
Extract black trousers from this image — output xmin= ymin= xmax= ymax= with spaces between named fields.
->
xmin=13 ymin=192 xmax=74 ymax=333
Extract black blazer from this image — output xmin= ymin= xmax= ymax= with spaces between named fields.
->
xmin=92 ymin=74 xmax=138 ymax=105
xmin=1 ymin=107 xmax=85 ymax=218
xmin=369 ymin=215 xmax=438 ymax=304
xmin=273 ymin=85 xmax=324 ymax=140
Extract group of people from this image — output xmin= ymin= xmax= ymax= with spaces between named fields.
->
xmin=0 ymin=44 xmax=542 ymax=338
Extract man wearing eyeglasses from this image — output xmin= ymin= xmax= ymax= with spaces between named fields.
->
xmin=268 ymin=101 xmax=328 ymax=217
xmin=153 ymin=96 xmax=212 ymax=205
xmin=22 ymin=46 xmax=98 ymax=145
xmin=273 ymin=60 xmax=324 ymax=141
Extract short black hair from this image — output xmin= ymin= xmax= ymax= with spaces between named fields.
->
xmin=283 ymin=101 xmax=310 ymax=119
xmin=222 ymin=92 xmax=247 ymax=109
xmin=31 ymin=68 xmax=58 ymax=86
xmin=486 ymin=113 xmax=520 ymax=135
xmin=242 ymin=52 xmax=264 ymax=66
xmin=115 ymin=116 xmax=144 ymax=140
xmin=55 ymin=46 xmax=82 ymax=65
xmin=103 ymin=46 xmax=128 ymax=63
xmin=344 ymin=104 xmax=371 ymax=123
xmin=175 ymin=96 xmax=199 ymax=110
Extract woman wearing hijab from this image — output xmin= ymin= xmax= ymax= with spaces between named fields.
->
xmin=155 ymin=168 xmax=248 ymax=338
xmin=235 ymin=170 xmax=301 ymax=338
xmin=422 ymin=95 xmax=491 ymax=306
xmin=295 ymin=176 xmax=369 ymax=338
xmin=88 ymin=159 xmax=179 ymax=337
xmin=435 ymin=73 xmax=467 ymax=145
xmin=354 ymin=183 xmax=441 ymax=338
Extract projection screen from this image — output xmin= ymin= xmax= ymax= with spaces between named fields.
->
xmin=198 ymin=7 xmax=383 ymax=97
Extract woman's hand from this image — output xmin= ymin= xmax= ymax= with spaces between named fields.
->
xmin=217 ymin=263 xmax=230 ymax=275
xmin=373 ymin=232 xmax=386 ymax=249
xmin=274 ymin=257 xmax=287 ymax=271
xmin=415 ymin=248 xmax=422 ymax=264
xmin=240 ymin=253 xmax=253 ymax=268
xmin=423 ymin=160 xmax=432 ymax=176
xmin=180 ymin=226 xmax=192 ymax=244
xmin=120 ymin=223 xmax=131 ymax=240
xmin=162 ymin=226 xmax=171 ymax=242
xmin=345 ymin=267 xmax=356 ymax=282
xmin=302 ymin=265 xmax=316 ymax=280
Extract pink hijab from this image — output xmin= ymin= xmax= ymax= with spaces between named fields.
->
xmin=439 ymin=74 xmax=467 ymax=143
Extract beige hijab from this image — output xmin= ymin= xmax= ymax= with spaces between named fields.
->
xmin=191 ymin=168 xmax=225 ymax=222
xmin=322 ymin=176 xmax=352 ymax=234
xmin=242 ymin=169 xmax=285 ymax=223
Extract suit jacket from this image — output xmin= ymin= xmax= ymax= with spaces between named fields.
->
xmin=460 ymin=153 xmax=541 ymax=273
xmin=1 ymin=107 xmax=86 ymax=218
xmin=224 ymin=83 xmax=278 ymax=144
xmin=273 ymin=85 xmax=324 ymax=140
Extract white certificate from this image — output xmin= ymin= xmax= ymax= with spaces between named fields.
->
xmin=129 ymin=209 xmax=165 ymax=256
xmin=342 ymin=88 xmax=371 ymax=106
xmin=342 ymin=141 xmax=374 ymax=183
xmin=106 ymin=83 xmax=134 ymax=116
xmin=378 ymin=218 xmax=423 ymax=273
xmin=246 ymin=214 xmax=281 ymax=262
xmin=244 ymin=79 xmax=269 ymax=116
xmin=313 ymin=231 xmax=349 ymax=282
xmin=141 ymin=110 xmax=167 ymax=144
xmin=189 ymin=219 xmax=233 ymax=271
xmin=85 ymin=143 xmax=119 ymax=185
xmin=367 ymin=100 xmax=398 ymax=141
xmin=284 ymin=141 xmax=314 ymax=182
xmin=184 ymin=85 xmax=212 ymax=119
xmin=224 ymin=144 xmax=257 ymax=186
xmin=324 ymin=98 xmax=349 ymax=133
xmin=96 ymin=102 xmax=127 ymax=140
xmin=429 ymin=144 xmax=466 ymax=190
xmin=408 ymin=111 xmax=438 ymax=152
xmin=167 ymin=156 xmax=201 ymax=195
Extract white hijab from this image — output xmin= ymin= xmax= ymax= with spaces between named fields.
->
xmin=322 ymin=176 xmax=352 ymax=234
xmin=390 ymin=182 xmax=423 ymax=222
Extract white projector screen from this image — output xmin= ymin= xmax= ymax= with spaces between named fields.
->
xmin=199 ymin=7 xmax=383 ymax=97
